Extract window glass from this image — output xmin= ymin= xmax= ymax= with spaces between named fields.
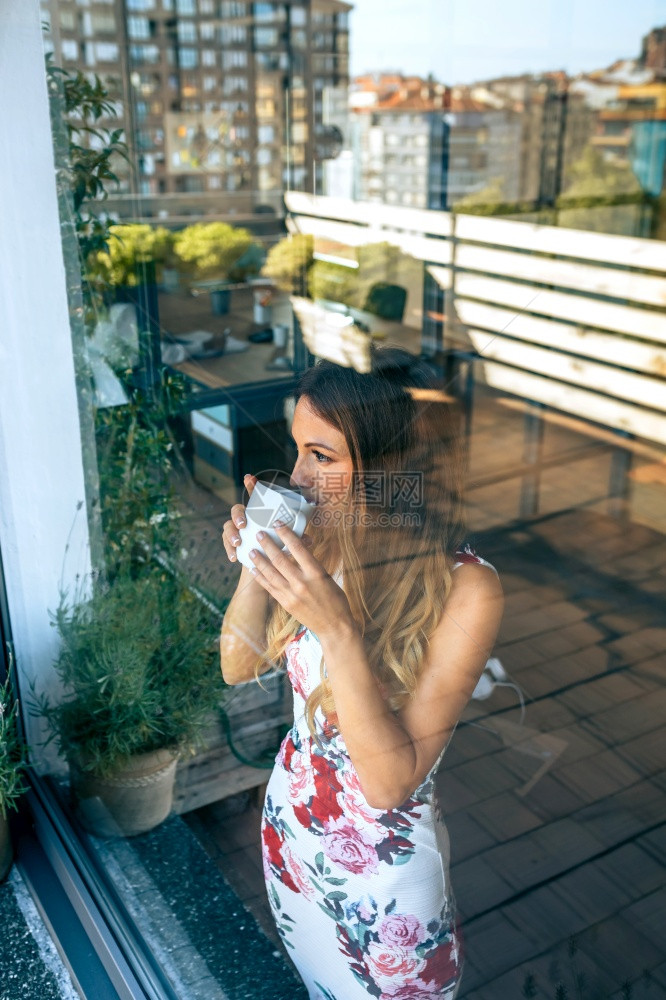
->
xmin=177 ymin=20 xmax=197 ymax=42
xmin=16 ymin=5 xmax=666 ymax=1000
xmin=127 ymin=16 xmax=150 ymax=39
xmin=254 ymin=26 xmax=279 ymax=47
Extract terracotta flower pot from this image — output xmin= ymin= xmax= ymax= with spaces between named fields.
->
xmin=70 ymin=748 xmax=178 ymax=838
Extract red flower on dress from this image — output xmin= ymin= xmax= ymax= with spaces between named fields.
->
xmin=262 ymin=818 xmax=298 ymax=893
xmin=420 ymin=935 xmax=460 ymax=988
xmin=310 ymin=754 xmax=344 ymax=826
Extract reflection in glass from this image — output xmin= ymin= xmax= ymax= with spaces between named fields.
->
xmin=19 ymin=2 xmax=665 ymax=998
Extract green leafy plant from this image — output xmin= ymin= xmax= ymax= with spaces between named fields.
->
xmin=44 ymin=57 xmax=228 ymax=788
xmin=46 ymin=56 xmax=128 ymax=311
xmin=93 ymin=367 xmax=192 ymax=581
xmin=91 ymin=223 xmax=174 ymax=288
xmin=43 ymin=570 xmax=223 ymax=778
xmin=0 ymin=668 xmax=28 ymax=819
xmin=172 ymin=222 xmax=256 ymax=282
xmin=261 ymin=232 xmax=314 ymax=295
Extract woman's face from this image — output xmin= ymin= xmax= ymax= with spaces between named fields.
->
xmin=290 ymin=397 xmax=354 ymax=511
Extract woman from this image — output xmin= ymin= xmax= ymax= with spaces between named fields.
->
xmin=220 ymin=349 xmax=503 ymax=1000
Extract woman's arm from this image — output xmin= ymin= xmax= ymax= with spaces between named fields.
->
xmin=247 ymin=526 xmax=504 ymax=808
xmin=318 ymin=564 xmax=503 ymax=809
xmin=220 ymin=565 xmax=271 ymax=685
xmin=219 ymin=481 xmax=272 ymax=685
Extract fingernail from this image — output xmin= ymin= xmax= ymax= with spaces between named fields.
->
xmin=256 ymin=531 xmax=265 ymax=540
xmin=236 ymin=518 xmax=246 ymax=527
xmin=249 ymin=549 xmax=258 ymax=558
xmin=273 ymin=520 xmax=284 ymax=528
xmin=232 ymin=536 xmax=240 ymax=545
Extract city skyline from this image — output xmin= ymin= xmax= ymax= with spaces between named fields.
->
xmin=349 ymin=0 xmax=665 ymax=83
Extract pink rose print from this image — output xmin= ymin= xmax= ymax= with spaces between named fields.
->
xmin=286 ymin=639 xmax=309 ymax=701
xmin=340 ymin=767 xmax=385 ymax=832
xmin=378 ymin=913 xmax=424 ymax=950
xmin=287 ymin=749 xmax=315 ymax=803
xmin=365 ymin=941 xmax=424 ymax=991
xmin=322 ymin=821 xmax=379 ymax=875
xmin=282 ymin=844 xmax=316 ymax=901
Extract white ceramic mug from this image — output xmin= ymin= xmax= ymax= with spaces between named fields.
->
xmin=236 ymin=480 xmax=315 ymax=569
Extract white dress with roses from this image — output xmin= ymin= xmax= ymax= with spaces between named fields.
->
xmin=260 ymin=553 xmax=490 ymax=999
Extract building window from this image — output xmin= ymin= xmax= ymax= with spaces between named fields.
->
xmin=292 ymin=121 xmax=308 ymax=143
xmin=255 ymin=2 xmax=281 ymax=21
xmin=95 ymin=42 xmax=120 ymax=62
xmin=220 ymin=24 xmax=247 ymax=44
xmin=176 ymin=0 xmax=196 ymax=13
xmin=258 ymin=123 xmax=275 ymax=143
xmin=127 ymin=17 xmax=150 ymax=39
xmin=91 ymin=12 xmax=117 ymax=32
xmin=178 ymin=48 xmax=198 ymax=68
xmin=223 ymin=50 xmax=248 ymax=69
xmin=221 ymin=1 xmax=247 ymax=16
xmin=178 ymin=21 xmax=197 ymax=42
xmin=223 ymin=76 xmax=248 ymax=94
xmin=201 ymin=49 xmax=216 ymax=66
xmin=254 ymin=27 xmax=279 ymax=47
xmin=61 ymin=39 xmax=79 ymax=61
xmin=200 ymin=22 xmax=215 ymax=41
xmin=130 ymin=44 xmax=159 ymax=63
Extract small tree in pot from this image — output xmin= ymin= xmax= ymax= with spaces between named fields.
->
xmin=173 ymin=222 xmax=259 ymax=313
xmin=43 ymin=569 xmax=223 ymax=837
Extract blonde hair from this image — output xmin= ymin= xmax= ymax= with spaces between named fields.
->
xmin=258 ymin=349 xmax=465 ymax=736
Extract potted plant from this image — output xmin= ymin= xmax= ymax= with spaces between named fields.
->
xmin=0 ymin=668 xmax=28 ymax=880
xmin=172 ymin=222 xmax=256 ymax=313
xmin=43 ymin=569 xmax=224 ymax=838
xmin=89 ymin=223 xmax=175 ymax=291
xmin=261 ymin=232 xmax=314 ymax=298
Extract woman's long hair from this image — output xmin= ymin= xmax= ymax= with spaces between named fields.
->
xmin=260 ymin=347 xmax=466 ymax=736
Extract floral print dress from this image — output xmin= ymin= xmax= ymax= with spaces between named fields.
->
xmin=260 ymin=552 xmax=489 ymax=999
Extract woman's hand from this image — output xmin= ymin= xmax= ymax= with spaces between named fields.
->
xmin=248 ymin=524 xmax=356 ymax=640
xmin=221 ymin=474 xmax=257 ymax=562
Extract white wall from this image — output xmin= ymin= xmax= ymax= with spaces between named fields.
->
xmin=0 ymin=0 xmax=91 ymax=768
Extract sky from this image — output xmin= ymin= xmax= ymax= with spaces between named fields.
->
xmin=348 ymin=0 xmax=666 ymax=84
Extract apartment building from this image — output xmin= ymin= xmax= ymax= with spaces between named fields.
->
xmin=349 ymin=75 xmax=524 ymax=210
xmin=349 ymin=76 xmax=449 ymax=208
xmin=41 ymin=0 xmax=351 ymax=222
